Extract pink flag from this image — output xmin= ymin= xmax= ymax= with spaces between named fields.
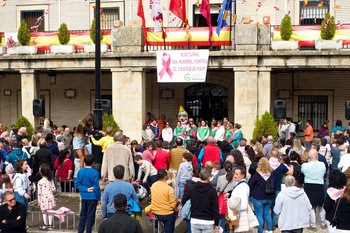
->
xmin=149 ymin=0 xmax=163 ymax=32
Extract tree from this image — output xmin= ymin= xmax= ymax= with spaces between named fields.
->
xmin=102 ymin=113 xmax=120 ymax=133
xmin=58 ymin=23 xmax=70 ymax=45
xmin=280 ymin=14 xmax=292 ymax=40
xmin=17 ymin=19 xmax=31 ymax=46
xmin=14 ymin=116 xmax=34 ymax=140
xmin=252 ymin=111 xmax=278 ymax=141
xmin=90 ymin=18 xmax=103 ymax=44
xmin=321 ymin=12 xmax=336 ymax=40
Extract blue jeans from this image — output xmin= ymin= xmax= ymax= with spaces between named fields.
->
xmin=155 ymin=212 xmax=175 ymax=233
xmin=14 ymin=191 xmax=28 ymax=211
xmin=78 ymin=200 xmax=97 ymax=233
xmin=305 ymin=141 xmax=312 ymax=149
xmin=219 ymin=214 xmax=227 ymax=232
xmin=186 ymin=219 xmax=192 ymax=233
xmin=252 ymin=198 xmax=273 ymax=233
xmin=271 ymin=190 xmax=280 ymax=226
xmin=179 ymin=181 xmax=187 ymax=198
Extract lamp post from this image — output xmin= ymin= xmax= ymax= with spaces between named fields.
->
xmin=92 ymin=0 xmax=103 ymax=177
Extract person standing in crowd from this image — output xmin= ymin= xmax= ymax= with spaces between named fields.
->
xmin=273 ymin=175 xmax=312 ymax=233
xmin=101 ymin=165 xmax=138 ymax=219
xmin=334 ymin=180 xmax=350 ymax=232
xmin=182 ymin=168 xmax=219 ymax=233
xmin=101 ymin=131 xmax=134 ymax=183
xmin=263 ymin=135 xmax=273 ymax=158
xmin=54 ymin=148 xmax=74 ymax=192
xmin=197 ymin=120 xmax=209 ymax=144
xmin=249 ymin=157 xmax=275 ymax=233
xmin=301 ymin=149 xmax=327 ymax=230
xmin=332 ymin=119 xmax=345 ymax=135
xmin=12 ymin=160 xmax=30 ymax=211
xmin=0 ymin=191 xmax=27 ymax=233
xmin=63 ymin=127 xmax=72 ymax=149
xmin=168 ymin=138 xmax=188 ymax=173
xmin=173 ymin=121 xmax=184 ymax=142
xmin=304 ymin=120 xmax=314 ymax=149
xmin=197 ymin=136 xmax=222 ymax=168
xmin=318 ymin=120 xmax=330 ymax=139
xmin=150 ymin=119 xmax=160 ymax=140
xmin=6 ymin=142 xmax=28 ymax=168
xmin=152 ymin=139 xmax=169 ymax=171
xmin=90 ymin=126 xmax=114 ymax=153
xmin=98 ymin=193 xmax=143 ymax=233
xmin=176 ymin=152 xmax=193 ymax=199
xmin=324 ymin=170 xmax=347 ymax=233
xmin=75 ymin=154 xmax=101 ymax=233
xmin=151 ymin=169 xmax=178 ymax=233
xmin=38 ymin=164 xmax=56 ymax=230
xmin=141 ymin=123 xmax=154 ymax=143
xmin=162 ymin=122 xmax=173 ymax=149
xmin=73 ymin=113 xmax=100 ymax=168
xmin=157 ymin=114 xmax=167 ymax=136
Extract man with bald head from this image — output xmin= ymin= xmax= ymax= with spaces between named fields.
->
xmin=301 ymin=148 xmax=327 ymax=230
xmin=263 ymin=135 xmax=274 ymax=158
xmin=198 ymin=136 xmax=222 ymax=168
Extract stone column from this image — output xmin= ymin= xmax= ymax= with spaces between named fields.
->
xmin=111 ymin=68 xmax=145 ymax=141
xmin=257 ymin=68 xmax=271 ymax=116
xmin=234 ymin=67 xmax=258 ymax=140
xmin=20 ymin=69 xmax=38 ymax=127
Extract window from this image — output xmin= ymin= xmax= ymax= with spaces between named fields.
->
xmin=185 ymin=84 xmax=228 ymax=123
xmin=100 ymin=7 xmax=119 ymax=29
xmin=298 ymin=95 xmax=328 ymax=131
xmin=299 ymin=1 xmax=329 ymax=25
xmin=21 ymin=10 xmax=45 ymax=32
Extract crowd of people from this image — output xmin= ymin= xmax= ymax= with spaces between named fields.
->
xmin=1 ymin=115 xmax=350 ymax=233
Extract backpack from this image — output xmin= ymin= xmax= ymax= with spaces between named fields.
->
xmin=265 ymin=175 xmax=275 ymax=194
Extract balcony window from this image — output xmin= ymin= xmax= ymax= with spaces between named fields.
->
xmin=21 ymin=10 xmax=45 ymax=32
xmin=298 ymin=95 xmax=328 ymax=131
xmin=97 ymin=7 xmax=119 ymax=30
xmin=299 ymin=1 xmax=329 ymax=25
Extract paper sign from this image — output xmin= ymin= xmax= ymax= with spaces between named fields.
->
xmin=157 ymin=50 xmax=209 ymax=83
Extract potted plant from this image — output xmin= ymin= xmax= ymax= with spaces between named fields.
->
xmin=84 ymin=18 xmax=108 ymax=53
xmin=315 ymin=12 xmax=342 ymax=50
xmin=271 ymin=14 xmax=298 ymax=51
xmin=51 ymin=23 xmax=75 ymax=54
xmin=13 ymin=19 xmax=38 ymax=55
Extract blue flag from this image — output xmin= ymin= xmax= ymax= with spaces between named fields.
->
xmin=216 ymin=0 xmax=232 ymax=36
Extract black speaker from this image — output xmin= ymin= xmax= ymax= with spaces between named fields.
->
xmin=345 ymin=101 xmax=350 ymax=120
xmin=33 ymin=99 xmax=45 ymax=116
xmin=101 ymin=99 xmax=111 ymax=115
xmin=274 ymin=100 xmax=286 ymax=119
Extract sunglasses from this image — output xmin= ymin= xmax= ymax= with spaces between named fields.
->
xmin=6 ymin=197 xmax=16 ymax=202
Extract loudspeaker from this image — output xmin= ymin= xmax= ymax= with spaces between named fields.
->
xmin=101 ymin=99 xmax=111 ymax=115
xmin=33 ymin=99 xmax=45 ymax=116
xmin=274 ymin=100 xmax=286 ymax=119
xmin=345 ymin=101 xmax=350 ymax=120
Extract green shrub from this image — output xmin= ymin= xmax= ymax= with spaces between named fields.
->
xmin=252 ymin=111 xmax=278 ymax=141
xmin=58 ymin=23 xmax=70 ymax=45
xmin=90 ymin=18 xmax=103 ymax=44
xmin=102 ymin=113 xmax=120 ymax=133
xmin=14 ymin=116 xmax=34 ymax=140
xmin=280 ymin=14 xmax=292 ymax=40
xmin=17 ymin=19 xmax=31 ymax=46
xmin=321 ymin=12 xmax=336 ymax=40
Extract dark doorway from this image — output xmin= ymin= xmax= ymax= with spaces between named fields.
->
xmin=185 ymin=83 xmax=228 ymax=123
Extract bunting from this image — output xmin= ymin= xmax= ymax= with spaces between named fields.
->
xmin=216 ymin=0 xmax=232 ymax=36
xmin=200 ymin=0 xmax=212 ymax=40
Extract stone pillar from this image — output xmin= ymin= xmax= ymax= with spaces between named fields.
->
xmin=235 ymin=24 xmax=257 ymax=51
xmin=111 ymin=68 xmax=145 ymax=141
xmin=112 ymin=26 xmax=144 ymax=53
xmin=234 ymin=68 xmax=258 ymax=140
xmin=20 ymin=69 xmax=38 ymax=127
xmin=258 ymin=68 xmax=271 ymax=116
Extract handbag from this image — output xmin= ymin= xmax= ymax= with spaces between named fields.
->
xmin=225 ymin=209 xmax=239 ymax=229
xmin=265 ymin=175 xmax=275 ymax=194
xmin=330 ymin=198 xmax=340 ymax=228
xmin=218 ymin=180 xmax=232 ymax=215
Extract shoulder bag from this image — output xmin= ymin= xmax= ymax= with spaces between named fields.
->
xmin=330 ymin=198 xmax=340 ymax=228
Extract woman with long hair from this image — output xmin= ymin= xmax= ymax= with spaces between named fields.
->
xmin=73 ymin=113 xmax=100 ymax=168
xmin=318 ymin=120 xmax=330 ymax=138
xmin=249 ymin=157 xmax=275 ymax=233
xmin=334 ymin=180 xmax=350 ymax=232
xmin=249 ymin=152 xmax=264 ymax=178
xmin=216 ymin=160 xmax=235 ymax=231
xmin=54 ymin=148 xmax=73 ymax=192
xmin=289 ymin=151 xmax=304 ymax=187
xmin=288 ymin=138 xmax=305 ymax=162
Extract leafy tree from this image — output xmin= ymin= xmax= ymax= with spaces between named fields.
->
xmin=17 ymin=19 xmax=31 ymax=46
xmin=280 ymin=14 xmax=292 ymax=40
xmin=14 ymin=116 xmax=34 ymax=140
xmin=90 ymin=18 xmax=103 ymax=44
xmin=252 ymin=111 xmax=278 ymax=141
xmin=102 ymin=113 xmax=120 ymax=133
xmin=321 ymin=12 xmax=336 ymax=40
xmin=58 ymin=23 xmax=70 ymax=45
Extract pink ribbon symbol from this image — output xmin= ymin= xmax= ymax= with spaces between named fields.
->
xmin=159 ymin=52 xmax=174 ymax=79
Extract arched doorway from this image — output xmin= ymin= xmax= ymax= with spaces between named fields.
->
xmin=185 ymin=83 xmax=228 ymax=123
